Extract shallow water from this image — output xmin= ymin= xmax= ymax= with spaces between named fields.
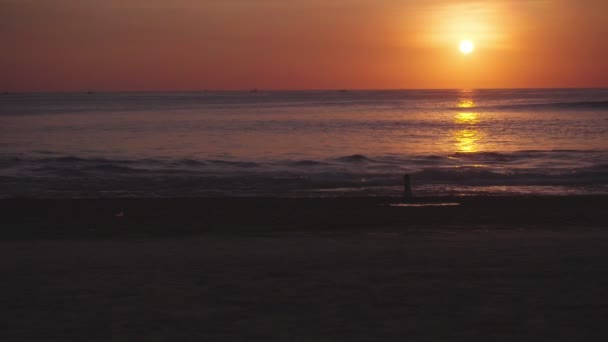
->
xmin=1 ymin=89 xmax=607 ymax=197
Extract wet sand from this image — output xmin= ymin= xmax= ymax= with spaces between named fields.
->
xmin=1 ymin=196 xmax=608 ymax=341
xmin=2 ymin=196 xmax=607 ymax=239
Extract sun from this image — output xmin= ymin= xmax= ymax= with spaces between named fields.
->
xmin=459 ymin=40 xmax=475 ymax=54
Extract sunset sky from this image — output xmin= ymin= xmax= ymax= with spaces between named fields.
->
xmin=2 ymin=0 xmax=608 ymax=91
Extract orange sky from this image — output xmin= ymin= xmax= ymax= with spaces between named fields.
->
xmin=2 ymin=0 xmax=608 ymax=91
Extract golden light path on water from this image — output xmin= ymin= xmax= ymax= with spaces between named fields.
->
xmin=453 ymin=98 xmax=482 ymax=153
xmin=454 ymin=112 xmax=479 ymax=124
xmin=454 ymin=128 xmax=481 ymax=153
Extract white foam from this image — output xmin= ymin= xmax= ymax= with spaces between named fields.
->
xmin=389 ymin=203 xmax=460 ymax=207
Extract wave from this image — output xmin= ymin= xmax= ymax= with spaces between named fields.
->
xmin=207 ymin=160 xmax=260 ymax=168
xmin=448 ymin=151 xmax=521 ymax=162
xmin=413 ymin=167 xmax=608 ymax=185
xmin=1 ymin=150 xmax=605 ymax=172
xmin=2 ymin=167 xmax=607 ymax=199
xmin=334 ymin=154 xmax=376 ymax=163
xmin=177 ymin=159 xmax=207 ymax=166
xmin=35 ymin=156 xmax=136 ymax=165
xmin=1 ymin=150 xmax=607 ymax=198
xmin=288 ymin=160 xmax=328 ymax=167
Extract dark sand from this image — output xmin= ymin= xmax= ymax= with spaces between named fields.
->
xmin=2 ymin=196 xmax=608 ymax=341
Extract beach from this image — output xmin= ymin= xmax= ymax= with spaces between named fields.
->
xmin=3 ymin=0 xmax=608 ymax=340
xmin=2 ymin=196 xmax=608 ymax=341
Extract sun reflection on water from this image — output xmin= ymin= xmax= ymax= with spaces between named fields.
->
xmin=454 ymin=128 xmax=481 ymax=153
xmin=453 ymin=96 xmax=482 ymax=152
xmin=454 ymin=112 xmax=479 ymax=125
xmin=457 ymin=100 xmax=476 ymax=108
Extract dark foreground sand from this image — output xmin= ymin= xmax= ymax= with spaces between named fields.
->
xmin=2 ymin=196 xmax=608 ymax=341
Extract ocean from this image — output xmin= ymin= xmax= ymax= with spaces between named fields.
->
xmin=1 ymin=89 xmax=608 ymax=198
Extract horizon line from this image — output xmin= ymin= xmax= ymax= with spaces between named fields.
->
xmin=3 ymin=87 xmax=608 ymax=94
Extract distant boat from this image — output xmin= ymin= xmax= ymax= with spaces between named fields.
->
xmin=250 ymin=88 xmax=259 ymax=93
xmin=87 ymin=91 xmax=94 ymax=95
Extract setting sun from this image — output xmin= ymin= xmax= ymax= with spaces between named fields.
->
xmin=459 ymin=40 xmax=475 ymax=54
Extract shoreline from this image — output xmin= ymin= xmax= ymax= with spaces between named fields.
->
xmin=3 ymin=195 xmax=607 ymax=240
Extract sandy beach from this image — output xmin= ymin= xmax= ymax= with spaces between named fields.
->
xmin=2 ymin=196 xmax=608 ymax=341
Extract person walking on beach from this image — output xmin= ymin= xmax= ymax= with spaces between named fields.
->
xmin=403 ymin=174 xmax=413 ymax=201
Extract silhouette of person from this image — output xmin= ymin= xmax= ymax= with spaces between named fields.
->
xmin=403 ymin=174 xmax=413 ymax=201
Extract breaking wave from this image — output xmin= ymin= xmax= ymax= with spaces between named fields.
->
xmin=1 ymin=150 xmax=607 ymax=198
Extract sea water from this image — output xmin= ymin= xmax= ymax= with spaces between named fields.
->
xmin=1 ymin=89 xmax=607 ymax=198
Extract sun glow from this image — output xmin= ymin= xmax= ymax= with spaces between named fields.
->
xmin=459 ymin=40 xmax=475 ymax=54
